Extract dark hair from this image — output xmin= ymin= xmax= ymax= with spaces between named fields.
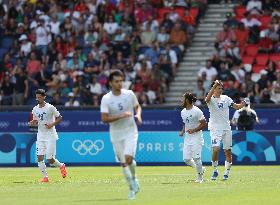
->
xmin=108 ymin=70 xmax=124 ymax=82
xmin=183 ymin=92 xmax=197 ymax=103
xmin=35 ymin=89 xmax=46 ymax=96
xmin=210 ymin=80 xmax=224 ymax=89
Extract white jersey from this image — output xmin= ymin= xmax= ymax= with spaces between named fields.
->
xmin=207 ymin=95 xmax=234 ymax=130
xmin=100 ymin=89 xmax=139 ymax=141
xmin=32 ymin=103 xmax=61 ymax=141
xmin=181 ymin=106 xmax=205 ymax=145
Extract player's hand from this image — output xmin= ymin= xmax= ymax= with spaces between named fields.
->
xmin=45 ymin=123 xmax=54 ymax=129
xmin=121 ymin=111 xmax=132 ymax=119
xmin=135 ymin=114 xmax=142 ymax=125
xmin=179 ymin=131 xmax=184 ymax=137
xmin=28 ymin=120 xmax=38 ymax=126
xmin=187 ymin=129 xmax=195 ymax=134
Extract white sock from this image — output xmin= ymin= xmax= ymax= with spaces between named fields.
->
xmin=185 ymin=159 xmax=196 ymax=168
xmin=194 ymin=158 xmax=203 ymax=175
xmin=129 ymin=160 xmax=137 ymax=180
xmin=122 ymin=166 xmax=134 ymax=190
xmin=224 ymin=161 xmax=232 ymax=175
xmin=50 ymin=159 xmax=63 ymax=168
xmin=212 ymin=161 xmax=218 ymax=172
xmin=38 ymin=161 xmax=48 ymax=177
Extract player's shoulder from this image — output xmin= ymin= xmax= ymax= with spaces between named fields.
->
xmin=193 ymin=105 xmax=202 ymax=111
xmin=101 ymin=91 xmax=112 ymax=100
xmin=122 ymin=89 xmax=134 ymax=96
xmin=181 ymin=108 xmax=186 ymax=114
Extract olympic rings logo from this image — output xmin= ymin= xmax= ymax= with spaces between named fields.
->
xmin=0 ymin=121 xmax=10 ymax=128
xmin=72 ymin=139 xmax=104 ymax=156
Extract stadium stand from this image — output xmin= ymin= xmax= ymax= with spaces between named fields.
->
xmin=0 ymin=0 xmax=205 ymax=107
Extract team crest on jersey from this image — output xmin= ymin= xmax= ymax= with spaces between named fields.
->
xmin=218 ymin=103 xmax=224 ymax=108
xmin=186 ymin=115 xmax=193 ymax=123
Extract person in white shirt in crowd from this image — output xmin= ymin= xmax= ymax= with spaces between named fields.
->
xmin=65 ymin=92 xmax=80 ymax=107
xmin=19 ymin=34 xmax=32 ymax=57
xmin=231 ymin=97 xmax=259 ymax=130
xmin=103 ymin=15 xmax=119 ymax=36
xmin=28 ymin=89 xmax=67 ymax=183
xmin=241 ymin=12 xmax=261 ymax=28
xmin=205 ymin=80 xmax=245 ymax=180
xmin=49 ymin=15 xmax=60 ymax=36
xmin=179 ymin=92 xmax=207 ymax=183
xmin=246 ymin=0 xmax=262 ymax=15
xmin=100 ymin=70 xmax=142 ymax=200
xmin=198 ymin=60 xmax=218 ymax=81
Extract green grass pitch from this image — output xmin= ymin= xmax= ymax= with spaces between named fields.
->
xmin=0 ymin=166 xmax=279 ymax=205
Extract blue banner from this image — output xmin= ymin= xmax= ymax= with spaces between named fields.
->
xmin=0 ymin=109 xmax=280 ymax=132
xmin=0 ymin=131 xmax=279 ymax=166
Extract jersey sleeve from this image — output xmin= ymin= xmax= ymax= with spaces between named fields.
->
xmin=232 ymin=110 xmax=239 ymax=120
xmin=131 ymin=90 xmax=139 ymax=107
xmin=181 ymin=110 xmax=185 ymax=123
xmin=32 ymin=108 xmax=38 ymax=120
xmin=100 ymin=96 xmax=109 ymax=113
xmin=51 ymin=105 xmax=61 ymax=118
xmin=197 ymin=108 xmax=205 ymax=121
xmin=226 ymin=96 xmax=234 ymax=107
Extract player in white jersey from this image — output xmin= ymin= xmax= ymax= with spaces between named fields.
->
xmin=179 ymin=92 xmax=207 ymax=183
xmin=29 ymin=89 xmax=67 ymax=182
xmin=100 ymin=70 xmax=142 ymax=200
xmin=205 ymin=80 xmax=245 ymax=180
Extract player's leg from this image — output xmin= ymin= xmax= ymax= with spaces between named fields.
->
xmin=112 ymin=140 xmax=135 ymax=200
xmin=222 ymin=130 xmax=232 ymax=180
xmin=124 ymin=136 xmax=140 ymax=194
xmin=193 ymin=143 xmax=205 ymax=183
xmin=46 ymin=140 xmax=67 ymax=178
xmin=210 ymin=130 xmax=222 ymax=180
xmin=183 ymin=141 xmax=196 ymax=168
xmin=36 ymin=141 xmax=48 ymax=182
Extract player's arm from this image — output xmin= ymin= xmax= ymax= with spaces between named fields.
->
xmin=179 ymin=124 xmax=185 ymax=137
xmin=101 ymin=112 xmax=132 ymax=123
xmin=28 ymin=114 xmax=38 ymax=126
xmin=45 ymin=115 xmax=62 ymax=129
xmin=205 ymin=80 xmax=220 ymax=104
xmin=232 ymin=101 xmax=245 ymax=110
xmin=187 ymin=118 xmax=207 ymax=134
xmin=134 ymin=104 xmax=142 ymax=124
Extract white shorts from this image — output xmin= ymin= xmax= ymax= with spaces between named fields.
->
xmin=183 ymin=142 xmax=203 ymax=160
xmin=36 ymin=140 xmax=56 ymax=159
xmin=111 ymin=135 xmax=138 ymax=163
xmin=210 ymin=130 xmax=232 ymax=150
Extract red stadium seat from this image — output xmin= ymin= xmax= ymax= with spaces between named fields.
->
xmin=255 ymin=54 xmax=269 ymax=66
xmin=175 ymin=7 xmax=185 ymax=18
xmin=234 ymin=6 xmax=246 ymax=17
xmin=189 ymin=8 xmax=199 ymax=18
xmin=260 ymin=16 xmax=272 ymax=30
xmin=158 ymin=8 xmax=171 ymax=18
xmin=269 ymin=54 xmax=280 ymax=64
xmin=252 ymin=65 xmax=266 ymax=73
xmin=244 ymin=45 xmax=259 ymax=56
xmin=242 ymin=55 xmax=255 ymax=65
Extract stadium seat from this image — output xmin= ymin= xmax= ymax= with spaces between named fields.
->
xmin=242 ymin=55 xmax=255 ymax=65
xmin=260 ymin=16 xmax=272 ymax=30
xmin=255 ymin=54 xmax=269 ymax=66
xmin=175 ymin=7 xmax=185 ymax=18
xmin=252 ymin=64 xmax=266 ymax=73
xmin=269 ymin=54 xmax=280 ymax=64
xmin=234 ymin=6 xmax=246 ymax=17
xmin=189 ymin=8 xmax=199 ymax=18
xmin=0 ymin=36 xmax=14 ymax=49
xmin=158 ymin=8 xmax=171 ymax=18
xmin=244 ymin=45 xmax=259 ymax=56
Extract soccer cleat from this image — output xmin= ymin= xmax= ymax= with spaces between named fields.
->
xmin=133 ymin=178 xmax=140 ymax=194
xmin=128 ymin=190 xmax=136 ymax=200
xmin=223 ymin=175 xmax=229 ymax=180
xmin=202 ymin=167 xmax=206 ymax=174
xmin=60 ymin=164 xmax=67 ymax=178
xmin=195 ymin=174 xmax=204 ymax=183
xmin=211 ymin=171 xmax=219 ymax=180
xmin=40 ymin=176 xmax=49 ymax=183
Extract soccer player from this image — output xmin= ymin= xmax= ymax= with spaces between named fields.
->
xmin=100 ymin=70 xmax=142 ymax=200
xmin=205 ymin=80 xmax=245 ymax=180
xmin=179 ymin=92 xmax=207 ymax=183
xmin=29 ymin=89 xmax=67 ymax=182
